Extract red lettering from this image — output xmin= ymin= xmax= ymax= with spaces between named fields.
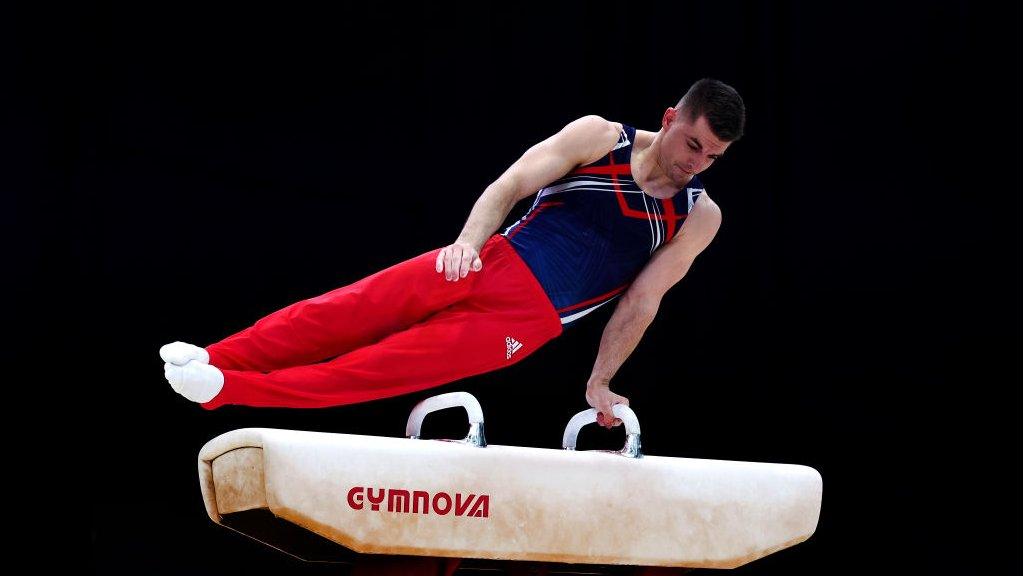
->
xmin=346 ymin=486 xmax=364 ymax=510
xmin=432 ymin=491 xmax=452 ymax=515
xmin=367 ymin=487 xmax=386 ymax=511
xmin=388 ymin=489 xmax=410 ymax=513
xmin=412 ymin=490 xmax=429 ymax=514
xmin=470 ymin=495 xmax=489 ymax=517
xmin=455 ymin=493 xmax=474 ymax=516
xmin=347 ymin=485 xmax=488 ymax=518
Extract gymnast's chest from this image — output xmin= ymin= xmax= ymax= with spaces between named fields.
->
xmin=585 ymin=191 xmax=687 ymax=246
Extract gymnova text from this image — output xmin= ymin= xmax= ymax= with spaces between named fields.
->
xmin=346 ymin=486 xmax=490 ymax=518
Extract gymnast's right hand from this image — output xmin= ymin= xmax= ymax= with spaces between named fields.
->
xmin=435 ymin=241 xmax=482 ymax=282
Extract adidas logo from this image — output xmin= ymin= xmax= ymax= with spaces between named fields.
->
xmin=505 ymin=336 xmax=522 ymax=359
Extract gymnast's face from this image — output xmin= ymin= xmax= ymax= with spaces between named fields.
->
xmin=659 ymin=108 xmax=730 ymax=187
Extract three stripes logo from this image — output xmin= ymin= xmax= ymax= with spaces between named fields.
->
xmin=505 ymin=336 xmax=522 ymax=359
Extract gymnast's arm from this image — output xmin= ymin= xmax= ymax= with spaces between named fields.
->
xmin=436 ymin=115 xmax=621 ymax=281
xmin=585 ymin=194 xmax=722 ymax=424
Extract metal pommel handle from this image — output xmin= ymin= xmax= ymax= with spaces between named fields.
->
xmin=562 ymin=404 xmax=642 ymax=458
xmin=406 ymin=392 xmax=487 ymax=447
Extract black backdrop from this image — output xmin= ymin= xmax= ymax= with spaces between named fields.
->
xmin=9 ymin=2 xmax=1019 ymax=574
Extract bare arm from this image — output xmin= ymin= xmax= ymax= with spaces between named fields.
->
xmin=585 ymin=194 xmax=723 ymax=425
xmin=451 ymin=179 xmax=520 ymax=254
xmin=436 ymin=115 xmax=621 ymax=281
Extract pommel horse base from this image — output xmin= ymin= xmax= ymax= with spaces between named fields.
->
xmin=198 ymin=392 xmax=822 ymax=573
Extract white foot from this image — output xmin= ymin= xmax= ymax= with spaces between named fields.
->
xmin=164 ymin=360 xmax=224 ymax=403
xmin=159 ymin=341 xmax=210 ymax=366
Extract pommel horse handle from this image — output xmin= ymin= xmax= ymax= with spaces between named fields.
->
xmin=562 ymin=404 xmax=642 ymax=458
xmin=406 ymin=391 xmax=487 ymax=447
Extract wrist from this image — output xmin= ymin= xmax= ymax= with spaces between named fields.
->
xmin=587 ymin=376 xmax=611 ymax=389
xmin=455 ymin=234 xmax=482 ymax=252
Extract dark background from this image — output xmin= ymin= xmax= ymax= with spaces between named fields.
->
xmin=9 ymin=1 xmax=1018 ymax=574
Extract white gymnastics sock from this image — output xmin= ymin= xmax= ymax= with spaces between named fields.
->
xmin=164 ymin=360 xmax=224 ymax=403
xmin=159 ymin=341 xmax=210 ymax=366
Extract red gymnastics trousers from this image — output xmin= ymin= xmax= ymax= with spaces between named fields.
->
xmin=200 ymin=234 xmax=564 ymax=410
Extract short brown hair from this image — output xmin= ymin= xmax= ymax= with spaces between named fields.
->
xmin=676 ymin=78 xmax=746 ymax=142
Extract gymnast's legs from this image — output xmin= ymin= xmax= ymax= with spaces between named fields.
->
xmin=161 ymin=234 xmax=562 ymax=408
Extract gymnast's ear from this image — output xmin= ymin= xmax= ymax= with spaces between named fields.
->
xmin=662 ymin=107 xmax=678 ymax=128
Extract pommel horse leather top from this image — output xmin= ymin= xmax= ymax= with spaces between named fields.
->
xmin=197 ymin=392 xmax=822 ymax=570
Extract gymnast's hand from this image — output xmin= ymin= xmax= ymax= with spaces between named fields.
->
xmin=435 ymin=241 xmax=483 ymax=282
xmin=585 ymin=381 xmax=630 ymax=429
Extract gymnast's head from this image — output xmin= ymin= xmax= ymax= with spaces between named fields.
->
xmin=656 ymin=78 xmax=746 ymax=185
